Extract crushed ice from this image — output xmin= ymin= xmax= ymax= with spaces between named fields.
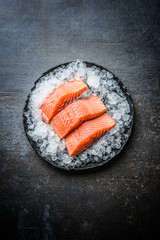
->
xmin=24 ymin=60 xmax=133 ymax=169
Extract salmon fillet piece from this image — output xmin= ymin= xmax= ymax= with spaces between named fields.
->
xmin=40 ymin=79 xmax=88 ymax=123
xmin=65 ymin=113 xmax=116 ymax=157
xmin=50 ymin=96 xmax=106 ymax=139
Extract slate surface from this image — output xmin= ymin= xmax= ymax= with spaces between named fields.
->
xmin=0 ymin=0 xmax=160 ymax=239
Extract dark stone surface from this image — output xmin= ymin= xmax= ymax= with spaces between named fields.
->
xmin=0 ymin=0 xmax=160 ymax=239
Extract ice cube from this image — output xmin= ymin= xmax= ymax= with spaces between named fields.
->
xmin=92 ymin=149 xmax=97 ymax=155
xmin=107 ymin=71 xmax=113 ymax=79
xmin=113 ymin=112 xmax=121 ymax=120
xmin=87 ymin=72 xmax=100 ymax=88
xmin=107 ymin=80 xmax=113 ymax=86
xmin=103 ymin=155 xmax=108 ymax=160
xmin=109 ymin=124 xmax=119 ymax=135
xmin=106 ymin=146 xmax=111 ymax=154
xmin=122 ymin=114 xmax=130 ymax=122
xmin=114 ymin=139 xmax=121 ymax=149
xmin=94 ymin=156 xmax=99 ymax=162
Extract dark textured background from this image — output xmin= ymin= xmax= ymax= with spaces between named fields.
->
xmin=0 ymin=0 xmax=160 ymax=239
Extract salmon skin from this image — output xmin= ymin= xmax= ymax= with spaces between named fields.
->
xmin=65 ymin=113 xmax=116 ymax=157
xmin=40 ymin=79 xmax=88 ymax=123
xmin=50 ymin=95 xmax=106 ymax=139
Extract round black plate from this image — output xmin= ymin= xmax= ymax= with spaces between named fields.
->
xmin=23 ymin=62 xmax=134 ymax=171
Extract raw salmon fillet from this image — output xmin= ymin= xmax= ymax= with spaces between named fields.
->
xmin=50 ymin=96 xmax=106 ymax=139
xmin=40 ymin=79 xmax=88 ymax=123
xmin=65 ymin=113 xmax=116 ymax=157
